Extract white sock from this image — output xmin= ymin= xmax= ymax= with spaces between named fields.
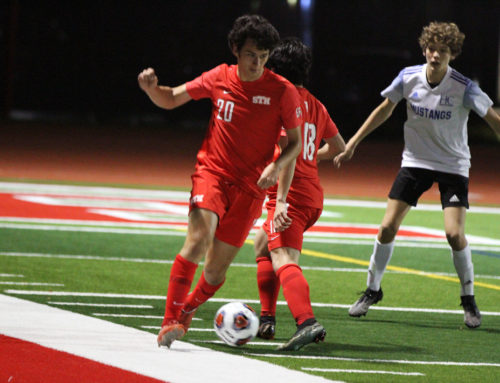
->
xmin=367 ymin=239 xmax=394 ymax=291
xmin=452 ymin=244 xmax=474 ymax=296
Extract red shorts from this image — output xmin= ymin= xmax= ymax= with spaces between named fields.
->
xmin=190 ymin=171 xmax=264 ymax=247
xmin=263 ymin=200 xmax=322 ymax=252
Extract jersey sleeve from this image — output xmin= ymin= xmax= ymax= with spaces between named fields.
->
xmin=185 ymin=65 xmax=222 ymax=100
xmin=280 ymin=84 xmax=304 ymax=130
xmin=464 ymin=81 xmax=493 ymax=117
xmin=381 ymin=69 xmax=404 ymax=103
xmin=319 ymin=103 xmax=339 ymax=139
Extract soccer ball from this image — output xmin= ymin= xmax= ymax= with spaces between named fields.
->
xmin=214 ymin=302 xmax=259 ymax=347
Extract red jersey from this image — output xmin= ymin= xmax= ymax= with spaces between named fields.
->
xmin=269 ymin=87 xmax=339 ymax=209
xmin=186 ymin=64 xmax=303 ymax=198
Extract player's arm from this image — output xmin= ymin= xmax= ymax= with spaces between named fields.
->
xmin=273 ymin=158 xmax=295 ymax=232
xmin=317 ymin=134 xmax=346 ymax=162
xmin=257 ymin=126 xmax=301 ymax=189
xmin=138 ymin=68 xmax=192 ymax=110
xmin=334 ymin=98 xmax=397 ymax=168
xmin=482 ymin=107 xmax=500 ymax=139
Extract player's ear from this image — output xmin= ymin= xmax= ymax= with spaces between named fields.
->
xmin=232 ymin=44 xmax=240 ymax=58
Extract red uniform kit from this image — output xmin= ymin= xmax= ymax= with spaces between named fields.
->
xmin=186 ymin=64 xmax=303 ymax=247
xmin=264 ymin=87 xmax=339 ymax=251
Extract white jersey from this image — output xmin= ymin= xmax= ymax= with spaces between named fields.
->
xmin=382 ymin=64 xmax=493 ymax=177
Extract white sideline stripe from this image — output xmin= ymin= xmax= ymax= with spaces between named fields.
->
xmin=93 ymin=313 xmax=163 ymax=319
xmin=248 ymin=353 xmax=500 ymax=367
xmin=0 ymin=294 xmax=338 ymax=383
xmin=0 ymin=282 xmax=63 ymax=286
xmin=2 ymin=252 xmax=500 ymax=280
xmin=148 ymin=327 xmax=214 ymax=333
xmin=302 ymin=367 xmax=424 ymax=376
xmin=194 ymin=339 xmax=283 ymax=347
xmin=5 ymin=290 xmax=500 ymax=316
xmin=0 ymin=274 xmax=23 ymax=278
xmin=49 ymin=302 xmax=153 ymax=308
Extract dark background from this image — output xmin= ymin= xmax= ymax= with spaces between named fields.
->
xmin=1 ymin=0 xmax=499 ymax=141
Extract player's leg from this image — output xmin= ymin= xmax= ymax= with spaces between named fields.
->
xmin=254 ymin=226 xmax=279 ymax=339
xmin=439 ymin=172 xmax=480 ymax=328
xmin=272 ymin=246 xmax=325 ymax=351
xmin=350 ymin=168 xmax=433 ymax=317
xmin=349 ymin=198 xmax=410 ymax=316
xmin=158 ymin=208 xmax=218 ymax=347
xmin=179 ymin=183 xmax=264 ymax=332
xmin=268 ymin=205 xmax=325 ymax=350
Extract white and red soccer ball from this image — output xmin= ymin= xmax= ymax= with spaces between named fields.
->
xmin=214 ymin=302 xmax=259 ymax=347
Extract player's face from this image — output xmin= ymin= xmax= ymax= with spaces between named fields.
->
xmin=233 ymin=39 xmax=270 ymax=82
xmin=424 ymin=42 xmax=453 ymax=74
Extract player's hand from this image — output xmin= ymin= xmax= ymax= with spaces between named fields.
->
xmin=138 ymin=68 xmax=158 ymax=92
xmin=257 ymin=162 xmax=279 ymax=189
xmin=273 ymin=200 xmax=292 ymax=232
xmin=333 ymin=147 xmax=354 ymax=168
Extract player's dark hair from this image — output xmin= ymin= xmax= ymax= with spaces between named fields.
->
xmin=267 ymin=37 xmax=312 ymax=85
xmin=228 ymin=14 xmax=280 ymax=52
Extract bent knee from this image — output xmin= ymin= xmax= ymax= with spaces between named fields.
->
xmin=378 ymin=224 xmax=398 ymax=243
xmin=446 ymin=231 xmax=466 ymax=250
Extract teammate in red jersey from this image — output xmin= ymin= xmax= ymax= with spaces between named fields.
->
xmin=138 ymin=15 xmax=303 ymax=348
xmin=254 ymin=38 xmax=345 ymax=351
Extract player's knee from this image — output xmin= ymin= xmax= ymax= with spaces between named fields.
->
xmin=378 ymin=224 xmax=397 ymax=243
xmin=446 ymin=231 xmax=466 ymax=250
xmin=181 ymin=234 xmax=212 ymax=260
xmin=203 ymin=265 xmax=226 ymax=285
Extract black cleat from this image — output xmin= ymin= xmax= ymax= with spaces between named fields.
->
xmin=276 ymin=319 xmax=326 ymax=351
xmin=461 ymin=295 xmax=481 ymax=329
xmin=257 ymin=316 xmax=276 ymax=340
xmin=349 ymin=287 xmax=383 ymax=317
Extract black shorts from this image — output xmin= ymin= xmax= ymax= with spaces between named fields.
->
xmin=388 ymin=167 xmax=469 ymax=209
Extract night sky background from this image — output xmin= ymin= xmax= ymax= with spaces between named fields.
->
xmin=2 ymin=0 xmax=499 ymax=141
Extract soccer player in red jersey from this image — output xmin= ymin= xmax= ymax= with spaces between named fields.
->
xmin=254 ymin=38 xmax=346 ymax=351
xmin=138 ymin=15 xmax=303 ymax=348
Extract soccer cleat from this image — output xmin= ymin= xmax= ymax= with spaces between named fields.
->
xmin=178 ymin=307 xmax=197 ymax=333
xmin=276 ymin=320 xmax=326 ymax=351
xmin=257 ymin=316 xmax=276 ymax=340
xmin=348 ymin=287 xmax=383 ymax=317
xmin=460 ymin=295 xmax=481 ymax=329
xmin=157 ymin=321 xmax=186 ymax=348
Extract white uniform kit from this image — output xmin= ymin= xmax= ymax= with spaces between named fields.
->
xmin=382 ymin=64 xmax=493 ymax=177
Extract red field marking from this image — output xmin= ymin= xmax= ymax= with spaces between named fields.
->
xmin=0 ymin=191 xmax=444 ymax=239
xmin=0 ymin=334 xmax=169 ymax=383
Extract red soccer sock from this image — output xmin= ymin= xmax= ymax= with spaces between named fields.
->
xmin=162 ymin=254 xmax=198 ymax=326
xmin=256 ymin=256 xmax=280 ymax=317
xmin=183 ymin=271 xmax=225 ymax=312
xmin=276 ymin=263 xmax=314 ymax=326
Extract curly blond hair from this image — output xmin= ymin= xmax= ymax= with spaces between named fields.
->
xmin=418 ymin=21 xmax=465 ymax=58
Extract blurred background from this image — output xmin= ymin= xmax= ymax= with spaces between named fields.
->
xmin=1 ymin=0 xmax=499 ymax=197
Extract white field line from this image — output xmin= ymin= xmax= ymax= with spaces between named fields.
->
xmin=0 ymin=282 xmax=63 ymax=286
xmin=142 ymin=326 xmax=213 ymax=332
xmin=247 ymin=353 xmax=500 ymax=367
xmin=5 ymin=290 xmax=500 ymax=317
xmin=0 ymin=274 xmax=23 ymax=277
xmin=302 ymin=367 xmax=424 ymax=376
xmin=2 ymin=251 xmax=500 ymax=280
xmin=193 ymin=339 xmax=283 ymax=347
xmin=93 ymin=313 xmax=163 ymax=319
xmin=48 ymin=302 xmax=154 ymax=308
